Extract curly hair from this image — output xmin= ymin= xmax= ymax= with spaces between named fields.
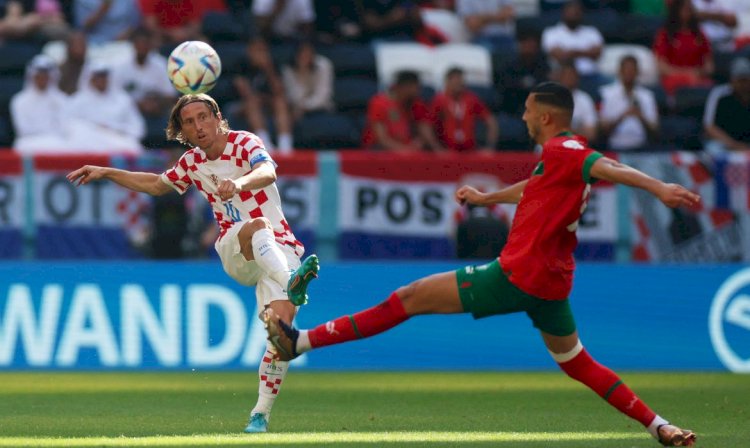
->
xmin=166 ymin=94 xmax=230 ymax=145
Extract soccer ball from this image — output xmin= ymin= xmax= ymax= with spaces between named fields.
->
xmin=167 ymin=41 xmax=222 ymax=95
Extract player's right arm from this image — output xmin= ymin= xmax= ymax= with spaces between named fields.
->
xmin=455 ymin=180 xmax=528 ymax=206
xmin=67 ymin=165 xmax=173 ymax=196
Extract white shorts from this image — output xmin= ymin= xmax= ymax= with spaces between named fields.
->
xmin=215 ymin=221 xmax=301 ymax=308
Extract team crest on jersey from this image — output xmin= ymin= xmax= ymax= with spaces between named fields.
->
xmin=209 ymin=174 xmax=220 ymax=186
xmin=562 ymin=140 xmax=585 ymax=150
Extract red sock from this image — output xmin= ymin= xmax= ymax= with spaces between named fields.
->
xmin=309 ymin=293 xmax=409 ymax=348
xmin=559 ymin=349 xmax=656 ymax=427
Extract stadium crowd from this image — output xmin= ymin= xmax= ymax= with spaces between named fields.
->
xmin=0 ymin=0 xmax=748 ymax=155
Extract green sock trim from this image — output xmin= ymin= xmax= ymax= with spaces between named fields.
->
xmin=348 ymin=315 xmax=363 ymax=339
xmin=603 ymin=380 xmax=623 ymax=401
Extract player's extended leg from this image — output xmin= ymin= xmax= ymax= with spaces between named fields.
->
xmin=543 ymin=331 xmax=696 ymax=447
xmin=245 ymin=299 xmax=296 ymax=433
xmin=265 ymin=271 xmax=464 ymax=361
xmin=237 ymin=218 xmax=319 ymax=306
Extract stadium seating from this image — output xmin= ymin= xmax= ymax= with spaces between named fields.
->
xmin=376 ymin=43 xmax=435 ymax=88
xmin=318 ymin=43 xmax=376 ymax=77
xmin=672 ymin=86 xmax=712 ymax=119
xmin=0 ymin=115 xmax=13 ymax=146
xmin=293 ymin=111 xmax=360 ymax=149
xmin=598 ymin=44 xmax=659 ymax=86
xmin=433 ymin=44 xmax=493 ymax=88
xmin=0 ymin=41 xmax=44 ymax=76
xmin=659 ymin=115 xmax=702 ymax=150
xmin=212 ymin=41 xmax=246 ymax=75
xmin=202 ymin=11 xmax=248 ymax=43
xmin=496 ymin=113 xmax=532 ymax=149
xmin=0 ymin=75 xmax=25 ymax=114
xmin=333 ymin=76 xmax=379 ymax=113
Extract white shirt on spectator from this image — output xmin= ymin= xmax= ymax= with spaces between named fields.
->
xmin=282 ymin=55 xmax=334 ymax=113
xmin=571 ymin=88 xmax=597 ymax=134
xmin=113 ymin=51 xmax=176 ymax=102
xmin=542 ymin=23 xmax=604 ymax=75
xmin=456 ymin=0 xmax=515 ymax=38
xmin=253 ymin=0 xmax=315 ymax=38
xmin=61 ymin=72 xmax=145 ymax=154
xmin=11 ymin=82 xmax=67 ymax=139
xmin=692 ymin=0 xmax=736 ymax=50
xmin=600 ymin=81 xmax=659 ymax=150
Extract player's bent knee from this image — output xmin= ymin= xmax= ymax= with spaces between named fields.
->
xmin=548 ymin=339 xmax=584 ymax=364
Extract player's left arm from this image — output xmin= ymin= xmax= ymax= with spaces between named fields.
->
xmin=589 ymin=156 xmax=701 ymax=208
xmin=217 ymin=161 xmax=277 ymax=201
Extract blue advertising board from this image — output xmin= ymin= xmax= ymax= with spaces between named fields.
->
xmin=0 ymin=262 xmax=747 ymax=372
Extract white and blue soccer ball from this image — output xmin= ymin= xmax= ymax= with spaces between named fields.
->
xmin=167 ymin=41 xmax=222 ymax=95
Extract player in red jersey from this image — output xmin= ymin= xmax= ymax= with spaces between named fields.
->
xmin=66 ymin=94 xmax=319 ymax=434
xmin=265 ymin=83 xmax=699 ymax=447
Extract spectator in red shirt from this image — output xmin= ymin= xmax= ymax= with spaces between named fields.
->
xmin=431 ymin=67 xmax=498 ymax=152
xmin=653 ymin=0 xmax=714 ymax=96
xmin=362 ymin=71 xmax=444 ymax=152
xmin=140 ymin=0 xmax=226 ymax=45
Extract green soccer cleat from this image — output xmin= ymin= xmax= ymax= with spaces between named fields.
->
xmin=243 ymin=413 xmax=268 ymax=433
xmin=287 ymin=254 xmax=319 ymax=306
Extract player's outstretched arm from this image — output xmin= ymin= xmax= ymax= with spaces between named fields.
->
xmin=589 ymin=157 xmax=701 ymax=208
xmin=455 ymin=179 xmax=528 ymax=206
xmin=67 ymin=165 xmax=172 ymax=196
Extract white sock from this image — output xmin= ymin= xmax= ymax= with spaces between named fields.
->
xmin=297 ymin=330 xmax=311 ymax=353
xmin=277 ymin=133 xmax=293 ymax=154
xmin=251 ymin=228 xmax=291 ymax=289
xmin=251 ymin=345 xmax=289 ymax=417
xmin=647 ymin=415 xmax=669 ymax=439
xmin=256 ymin=129 xmax=274 ymax=151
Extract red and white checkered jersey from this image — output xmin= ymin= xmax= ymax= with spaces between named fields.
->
xmin=160 ymin=130 xmax=304 ymax=256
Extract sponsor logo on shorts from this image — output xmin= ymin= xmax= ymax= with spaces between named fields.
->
xmin=710 ymin=267 xmax=750 ymax=372
xmin=465 ymin=266 xmax=474 ymax=275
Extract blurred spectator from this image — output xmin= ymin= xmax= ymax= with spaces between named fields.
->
xmin=358 ymin=0 xmax=424 ymax=41
xmin=0 ymin=0 xmax=69 ymax=40
xmin=431 ymin=67 xmax=498 ymax=152
xmin=253 ymin=0 xmax=315 ymax=42
xmin=600 ymin=55 xmax=659 ymax=151
xmin=314 ymin=0 xmax=362 ymax=43
xmin=74 ymin=0 xmax=142 ymax=44
xmin=497 ymin=29 xmax=550 ymax=114
xmin=65 ymin=62 xmax=145 ymax=154
xmin=139 ymin=0 xmax=226 ymax=45
xmin=653 ymin=0 xmax=714 ymax=96
xmin=11 ymin=55 xmax=67 ymax=154
xmin=541 ymin=1 xmax=605 ymax=85
xmin=113 ymin=27 xmax=177 ymax=118
xmin=281 ymin=41 xmax=334 ymax=121
xmin=361 ymin=70 xmax=444 ymax=151
xmin=456 ymin=0 xmax=515 ymax=53
xmin=58 ymin=31 xmax=88 ymax=95
xmin=556 ymin=62 xmax=598 ymax=143
xmin=692 ymin=0 xmax=737 ymax=52
xmin=703 ymin=57 xmax=750 ymax=154
xmin=233 ymin=36 xmax=293 ymax=152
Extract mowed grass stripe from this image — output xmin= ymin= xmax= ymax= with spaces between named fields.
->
xmin=0 ymin=431 xmax=649 ymax=447
xmin=0 ymin=372 xmax=746 ymax=447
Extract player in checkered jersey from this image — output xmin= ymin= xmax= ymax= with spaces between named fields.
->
xmin=66 ymin=93 xmax=320 ymax=434
xmin=264 ymin=83 xmax=700 ymax=447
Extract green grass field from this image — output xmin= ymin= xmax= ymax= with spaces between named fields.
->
xmin=0 ymin=372 xmax=746 ymax=447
